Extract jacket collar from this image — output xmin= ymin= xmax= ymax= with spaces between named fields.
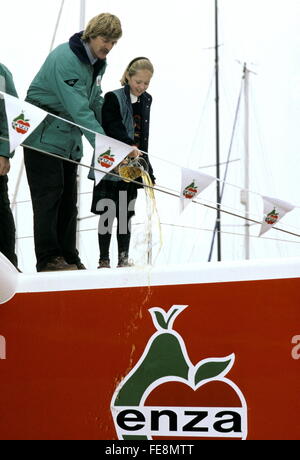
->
xmin=69 ymin=32 xmax=106 ymax=68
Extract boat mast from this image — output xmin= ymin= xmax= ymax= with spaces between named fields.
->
xmin=241 ymin=63 xmax=250 ymax=259
xmin=215 ymin=0 xmax=222 ymax=261
xmin=79 ymin=0 xmax=86 ymax=29
xmin=77 ymin=0 xmax=86 ymax=254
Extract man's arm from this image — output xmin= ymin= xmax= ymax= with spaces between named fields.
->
xmin=0 ymin=156 xmax=10 ymax=176
xmin=48 ymin=57 xmax=106 ymax=148
xmin=0 ymin=65 xmax=18 ymax=158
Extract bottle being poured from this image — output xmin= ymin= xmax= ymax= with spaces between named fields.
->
xmin=119 ymin=155 xmax=149 ymax=183
xmin=119 ymin=152 xmax=162 ymax=265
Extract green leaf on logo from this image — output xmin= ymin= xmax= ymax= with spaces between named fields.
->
xmin=152 ymin=307 xmax=182 ymax=330
xmin=13 ymin=113 xmax=24 ymax=122
xmin=100 ymin=148 xmax=112 ymax=157
xmin=195 ymin=358 xmax=232 ymax=386
xmin=154 ymin=311 xmax=168 ymax=329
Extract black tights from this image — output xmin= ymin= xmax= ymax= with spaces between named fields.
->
xmin=98 ymin=215 xmax=132 ymax=261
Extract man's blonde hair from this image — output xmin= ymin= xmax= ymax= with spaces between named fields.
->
xmin=82 ymin=13 xmax=122 ymax=41
xmin=120 ymin=57 xmax=154 ymax=86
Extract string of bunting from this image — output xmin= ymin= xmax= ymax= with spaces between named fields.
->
xmin=1 ymin=90 xmax=299 ymax=238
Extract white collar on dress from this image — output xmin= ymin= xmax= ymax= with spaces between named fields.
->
xmin=130 ymin=93 xmax=139 ymax=104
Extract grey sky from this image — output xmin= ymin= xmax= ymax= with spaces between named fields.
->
xmin=1 ymin=0 xmax=299 ymax=271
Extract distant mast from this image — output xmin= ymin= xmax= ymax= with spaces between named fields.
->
xmin=241 ymin=63 xmax=250 ymax=259
xmin=215 ymin=0 xmax=222 ymax=261
xmin=78 ymin=0 xmax=86 ymax=254
xmin=80 ymin=0 xmax=86 ymax=30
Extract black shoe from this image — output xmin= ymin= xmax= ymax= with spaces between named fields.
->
xmin=117 ymin=252 xmax=134 ymax=268
xmin=98 ymin=259 xmax=111 ymax=269
xmin=64 ymin=258 xmax=86 ymax=270
xmin=39 ymin=256 xmax=78 ymax=272
xmin=76 ymin=262 xmax=86 ymax=270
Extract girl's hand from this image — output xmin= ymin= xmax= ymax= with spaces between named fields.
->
xmin=128 ymin=146 xmax=142 ymax=158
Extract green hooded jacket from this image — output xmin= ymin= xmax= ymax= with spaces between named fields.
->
xmin=0 ymin=63 xmax=18 ymax=158
xmin=25 ymin=32 xmax=107 ymax=160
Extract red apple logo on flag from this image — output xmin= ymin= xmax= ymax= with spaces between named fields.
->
xmin=111 ymin=305 xmax=248 ymax=440
xmin=97 ymin=149 xmax=115 ymax=169
xmin=12 ymin=112 xmax=31 ymax=135
xmin=183 ymin=181 xmax=198 ymax=199
xmin=265 ymin=208 xmax=279 ymax=225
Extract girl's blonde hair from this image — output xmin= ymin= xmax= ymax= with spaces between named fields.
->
xmin=82 ymin=13 xmax=122 ymax=41
xmin=120 ymin=57 xmax=154 ymax=86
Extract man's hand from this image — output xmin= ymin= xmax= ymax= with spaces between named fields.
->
xmin=0 ymin=157 xmax=10 ymax=176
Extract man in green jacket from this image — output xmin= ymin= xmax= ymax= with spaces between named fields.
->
xmin=0 ymin=63 xmax=19 ymax=269
xmin=24 ymin=13 xmax=122 ymax=272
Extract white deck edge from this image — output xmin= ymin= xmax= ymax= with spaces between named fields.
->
xmin=15 ymin=257 xmax=300 ymax=294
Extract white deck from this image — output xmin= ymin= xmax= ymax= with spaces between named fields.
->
xmin=1 ymin=254 xmax=300 ymax=304
xmin=16 ymin=257 xmax=300 ymax=292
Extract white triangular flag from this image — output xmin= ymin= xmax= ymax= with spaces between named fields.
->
xmin=180 ymin=167 xmax=215 ymax=212
xmin=94 ymin=133 xmax=133 ymax=185
xmin=1 ymin=91 xmax=47 ymax=152
xmin=259 ymin=195 xmax=295 ymax=236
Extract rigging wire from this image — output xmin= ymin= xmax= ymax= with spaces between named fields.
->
xmin=3 ymin=136 xmax=300 ymax=239
xmin=49 ymin=0 xmax=65 ymax=53
xmin=16 ymin=222 xmax=299 ymax=246
xmin=215 ymin=0 xmax=222 ymax=261
xmin=2 ymin=89 xmax=296 ymax=209
xmin=249 ymin=79 xmax=288 ymax=259
xmin=188 ymin=69 xmax=215 ymax=165
xmin=11 ymin=0 xmax=65 ymax=213
xmin=199 ymin=158 xmax=240 ymax=169
xmin=2 ymin=134 xmax=300 ymax=238
xmin=208 ymin=70 xmax=244 ymax=261
xmin=77 ymin=192 xmax=298 ymax=235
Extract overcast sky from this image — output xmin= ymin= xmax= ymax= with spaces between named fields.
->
xmin=1 ymin=0 xmax=300 ymax=271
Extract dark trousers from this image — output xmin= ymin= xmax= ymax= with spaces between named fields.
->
xmin=24 ymin=147 xmax=80 ymax=271
xmin=0 ymin=175 xmax=18 ymax=267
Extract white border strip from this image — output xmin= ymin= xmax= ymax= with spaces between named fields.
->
xmin=16 ymin=257 xmax=300 ymax=294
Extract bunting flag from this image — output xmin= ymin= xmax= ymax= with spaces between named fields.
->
xmin=1 ymin=91 xmax=47 ymax=152
xmin=259 ymin=195 xmax=295 ymax=236
xmin=180 ymin=167 xmax=215 ymax=212
xmin=94 ymin=133 xmax=133 ymax=185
